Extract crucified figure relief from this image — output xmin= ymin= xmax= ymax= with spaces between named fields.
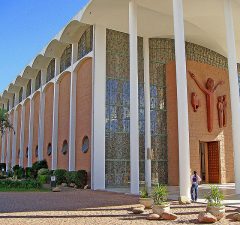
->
xmin=189 ymin=71 xmax=224 ymax=132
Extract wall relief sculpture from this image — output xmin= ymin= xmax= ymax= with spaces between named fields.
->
xmin=189 ymin=71 xmax=224 ymax=132
xmin=217 ymin=95 xmax=227 ymax=128
xmin=191 ymin=92 xmax=200 ymax=112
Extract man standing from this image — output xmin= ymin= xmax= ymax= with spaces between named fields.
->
xmin=191 ymin=171 xmax=202 ymax=202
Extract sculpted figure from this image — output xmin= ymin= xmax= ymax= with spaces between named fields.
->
xmin=217 ymin=96 xmax=224 ymax=128
xmin=223 ymin=95 xmax=227 ymax=127
xmin=191 ymin=93 xmax=200 ymax=112
xmin=189 ymin=71 xmax=224 ymax=132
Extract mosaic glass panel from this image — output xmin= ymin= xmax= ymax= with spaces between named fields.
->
xmin=105 ymin=29 xmax=145 ymax=187
xmin=149 ymin=39 xmax=172 ymax=185
xmin=26 ymin=80 xmax=32 ymax=98
xmin=47 ymin=59 xmax=55 ymax=82
xmin=60 ymin=45 xmax=72 ymax=73
xmin=35 ymin=71 xmax=41 ymax=90
xmin=78 ymin=26 xmax=93 ymax=60
xmin=186 ymin=42 xmax=228 ymax=69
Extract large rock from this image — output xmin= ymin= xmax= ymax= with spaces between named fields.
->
xmin=69 ymin=183 xmax=75 ymax=187
xmin=162 ymin=212 xmax=178 ymax=220
xmin=233 ymin=213 xmax=240 ymax=221
xmin=61 ymin=183 xmax=67 ymax=187
xmin=132 ymin=207 xmax=144 ymax=214
xmin=178 ymin=196 xmax=191 ymax=205
xmin=198 ymin=212 xmax=217 ymax=223
xmin=52 ymin=187 xmax=61 ymax=192
xmin=147 ymin=214 xmax=160 ymax=220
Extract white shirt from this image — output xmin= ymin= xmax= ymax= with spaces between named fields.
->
xmin=191 ymin=174 xmax=202 ymax=184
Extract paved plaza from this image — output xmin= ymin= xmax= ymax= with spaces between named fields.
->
xmin=0 ymin=185 xmax=239 ymax=225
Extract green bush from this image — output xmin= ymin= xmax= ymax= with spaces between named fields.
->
xmin=66 ymin=171 xmax=77 ymax=185
xmin=205 ymin=185 xmax=224 ymax=206
xmin=77 ymin=170 xmax=87 ymax=188
xmin=53 ymin=169 xmax=67 ymax=185
xmin=37 ymin=175 xmax=50 ymax=184
xmin=0 ymin=163 xmax=6 ymax=172
xmin=32 ymin=160 xmax=48 ymax=178
xmin=65 ymin=170 xmax=87 ymax=188
xmin=38 ymin=168 xmax=49 ymax=176
xmin=0 ymin=179 xmax=42 ymax=189
xmin=13 ymin=165 xmax=25 ymax=179
xmin=25 ymin=167 xmax=34 ymax=179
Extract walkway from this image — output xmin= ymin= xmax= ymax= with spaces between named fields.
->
xmin=0 ymin=187 xmax=239 ymax=225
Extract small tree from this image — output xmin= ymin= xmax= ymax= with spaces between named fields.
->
xmin=0 ymin=108 xmax=14 ymax=136
xmin=205 ymin=185 xmax=224 ymax=207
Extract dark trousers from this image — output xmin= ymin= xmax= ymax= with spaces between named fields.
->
xmin=191 ymin=183 xmax=198 ymax=201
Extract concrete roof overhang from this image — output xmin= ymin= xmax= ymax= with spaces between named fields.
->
xmin=2 ymin=0 xmax=240 ymax=97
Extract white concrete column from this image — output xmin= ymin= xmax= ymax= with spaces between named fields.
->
xmin=19 ymin=104 xmax=25 ymax=167
xmin=129 ymin=0 xmax=139 ymax=195
xmin=224 ymin=0 xmax=240 ymax=194
xmin=173 ymin=0 xmax=191 ymax=198
xmin=28 ymin=98 xmax=34 ymax=167
xmin=6 ymin=116 xmax=12 ymax=171
xmin=51 ymin=58 xmax=60 ymax=170
xmin=68 ymin=43 xmax=78 ymax=171
xmin=143 ymin=37 xmax=151 ymax=190
xmin=11 ymin=92 xmax=19 ymax=167
xmin=92 ymin=24 xmax=106 ymax=190
xmin=38 ymin=69 xmax=47 ymax=160
xmin=1 ymin=134 xmax=5 ymax=163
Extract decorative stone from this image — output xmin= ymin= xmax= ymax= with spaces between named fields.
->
xmin=178 ymin=196 xmax=191 ymax=205
xmin=206 ymin=206 xmax=225 ymax=221
xmin=233 ymin=213 xmax=240 ymax=221
xmin=84 ymin=185 xmax=88 ymax=190
xmin=162 ymin=212 xmax=178 ymax=220
xmin=69 ymin=183 xmax=75 ymax=187
xmin=132 ymin=207 xmax=144 ymax=214
xmin=198 ymin=212 xmax=217 ymax=223
xmin=52 ymin=187 xmax=61 ymax=192
xmin=74 ymin=185 xmax=78 ymax=189
xmin=147 ymin=214 xmax=160 ymax=220
xmin=61 ymin=183 xmax=67 ymax=187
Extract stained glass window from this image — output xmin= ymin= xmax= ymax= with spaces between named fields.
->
xmin=35 ymin=71 xmax=41 ymax=90
xmin=47 ymin=59 xmax=55 ymax=82
xmin=62 ymin=140 xmax=68 ymax=155
xmin=60 ymin=45 xmax=72 ymax=73
xmin=105 ymin=29 xmax=145 ymax=188
xmin=78 ymin=26 xmax=93 ymax=60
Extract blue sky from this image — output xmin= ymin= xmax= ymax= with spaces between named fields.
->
xmin=0 ymin=0 xmax=89 ymax=93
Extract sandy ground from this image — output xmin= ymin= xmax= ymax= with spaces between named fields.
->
xmin=0 ymin=189 xmax=239 ymax=225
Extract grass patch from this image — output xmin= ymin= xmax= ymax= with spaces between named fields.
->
xmin=0 ymin=187 xmax=50 ymax=192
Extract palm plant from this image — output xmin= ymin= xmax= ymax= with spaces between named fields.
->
xmin=152 ymin=184 xmax=168 ymax=205
xmin=0 ymin=108 xmax=14 ymax=136
xmin=205 ymin=185 xmax=224 ymax=206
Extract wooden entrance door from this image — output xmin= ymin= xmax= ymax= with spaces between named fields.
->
xmin=207 ymin=142 xmax=220 ymax=183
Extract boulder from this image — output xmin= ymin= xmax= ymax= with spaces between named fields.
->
xmin=147 ymin=214 xmax=160 ymax=220
xmin=198 ymin=212 xmax=217 ymax=223
xmin=84 ymin=185 xmax=88 ymax=190
xmin=61 ymin=183 xmax=67 ymax=187
xmin=178 ymin=196 xmax=191 ymax=204
xmin=69 ymin=183 xmax=75 ymax=187
xmin=162 ymin=212 xmax=178 ymax=220
xmin=52 ymin=187 xmax=61 ymax=192
xmin=132 ymin=207 xmax=144 ymax=214
xmin=233 ymin=213 xmax=240 ymax=221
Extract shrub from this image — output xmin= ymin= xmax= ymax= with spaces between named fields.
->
xmin=53 ymin=169 xmax=67 ymax=185
xmin=140 ymin=186 xmax=149 ymax=198
xmin=38 ymin=168 xmax=49 ymax=176
xmin=0 ymin=163 xmax=6 ymax=172
xmin=205 ymin=185 xmax=224 ymax=206
xmin=32 ymin=160 xmax=48 ymax=178
xmin=77 ymin=170 xmax=87 ymax=188
xmin=25 ymin=167 xmax=34 ymax=179
xmin=65 ymin=170 xmax=87 ymax=188
xmin=37 ymin=175 xmax=50 ymax=184
xmin=152 ymin=184 xmax=168 ymax=205
xmin=0 ymin=179 xmax=42 ymax=189
xmin=13 ymin=165 xmax=25 ymax=179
